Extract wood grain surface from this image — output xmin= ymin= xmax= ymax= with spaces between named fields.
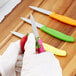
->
xmin=0 ymin=0 xmax=76 ymax=76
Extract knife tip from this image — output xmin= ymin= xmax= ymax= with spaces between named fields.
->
xmin=10 ymin=31 xmax=13 ymax=33
xmin=29 ymin=6 xmax=36 ymax=9
xmin=29 ymin=6 xmax=32 ymax=8
xmin=30 ymin=13 xmax=33 ymax=17
xmin=21 ymin=17 xmax=27 ymax=21
xmin=21 ymin=17 xmax=24 ymax=20
xmin=30 ymin=13 xmax=34 ymax=21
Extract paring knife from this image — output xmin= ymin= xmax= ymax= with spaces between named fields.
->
xmin=30 ymin=14 xmax=45 ymax=53
xmin=21 ymin=17 xmax=74 ymax=42
xmin=11 ymin=31 xmax=66 ymax=56
xmin=29 ymin=6 xmax=76 ymax=26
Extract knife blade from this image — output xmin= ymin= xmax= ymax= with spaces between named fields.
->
xmin=30 ymin=14 xmax=39 ymax=38
xmin=29 ymin=6 xmax=76 ymax=26
xmin=11 ymin=31 xmax=24 ymax=38
xmin=30 ymin=14 xmax=45 ymax=53
xmin=21 ymin=17 xmax=74 ymax=42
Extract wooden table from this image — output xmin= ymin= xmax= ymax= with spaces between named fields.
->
xmin=0 ymin=0 xmax=76 ymax=76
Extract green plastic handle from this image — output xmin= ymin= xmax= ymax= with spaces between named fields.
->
xmin=40 ymin=25 xmax=74 ymax=42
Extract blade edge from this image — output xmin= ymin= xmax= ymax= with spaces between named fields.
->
xmin=29 ymin=6 xmax=52 ymax=15
xmin=21 ymin=17 xmax=43 ymax=28
xmin=30 ymin=14 xmax=39 ymax=38
xmin=11 ymin=31 xmax=25 ymax=38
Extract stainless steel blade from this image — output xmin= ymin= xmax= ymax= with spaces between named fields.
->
xmin=21 ymin=17 xmax=43 ymax=28
xmin=29 ymin=6 xmax=52 ymax=15
xmin=11 ymin=31 xmax=25 ymax=38
xmin=30 ymin=14 xmax=39 ymax=38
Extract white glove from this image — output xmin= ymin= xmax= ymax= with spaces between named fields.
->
xmin=21 ymin=33 xmax=62 ymax=76
xmin=0 ymin=40 xmax=21 ymax=76
xmin=0 ymin=0 xmax=9 ymax=7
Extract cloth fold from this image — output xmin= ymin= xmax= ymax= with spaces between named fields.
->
xmin=0 ymin=0 xmax=21 ymax=22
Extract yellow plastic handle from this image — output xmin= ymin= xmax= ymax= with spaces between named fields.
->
xmin=43 ymin=43 xmax=66 ymax=56
xmin=49 ymin=12 xmax=76 ymax=26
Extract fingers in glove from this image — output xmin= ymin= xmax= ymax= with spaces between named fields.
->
xmin=15 ymin=54 xmax=23 ymax=73
xmin=16 ymin=71 xmax=21 ymax=76
xmin=15 ymin=67 xmax=22 ymax=73
xmin=16 ymin=57 xmax=23 ymax=67
xmin=24 ymin=33 xmax=36 ymax=56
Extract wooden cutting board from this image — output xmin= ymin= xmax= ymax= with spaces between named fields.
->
xmin=0 ymin=0 xmax=76 ymax=76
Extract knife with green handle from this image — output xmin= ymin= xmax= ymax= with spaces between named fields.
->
xmin=40 ymin=25 xmax=74 ymax=42
xmin=21 ymin=17 xmax=74 ymax=42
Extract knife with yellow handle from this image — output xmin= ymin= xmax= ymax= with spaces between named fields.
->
xmin=29 ymin=6 xmax=76 ymax=26
xmin=43 ymin=43 xmax=66 ymax=56
xmin=11 ymin=31 xmax=66 ymax=56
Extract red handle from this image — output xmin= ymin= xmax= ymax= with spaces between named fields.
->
xmin=20 ymin=36 xmax=27 ymax=52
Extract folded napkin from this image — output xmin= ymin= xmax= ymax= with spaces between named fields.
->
xmin=0 ymin=40 xmax=21 ymax=76
xmin=0 ymin=0 xmax=21 ymax=22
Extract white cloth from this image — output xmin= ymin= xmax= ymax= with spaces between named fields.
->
xmin=21 ymin=33 xmax=62 ymax=76
xmin=0 ymin=0 xmax=9 ymax=7
xmin=0 ymin=40 xmax=21 ymax=76
xmin=0 ymin=0 xmax=21 ymax=22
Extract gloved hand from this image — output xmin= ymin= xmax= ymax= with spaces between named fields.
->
xmin=0 ymin=40 xmax=21 ymax=76
xmin=21 ymin=33 xmax=62 ymax=76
